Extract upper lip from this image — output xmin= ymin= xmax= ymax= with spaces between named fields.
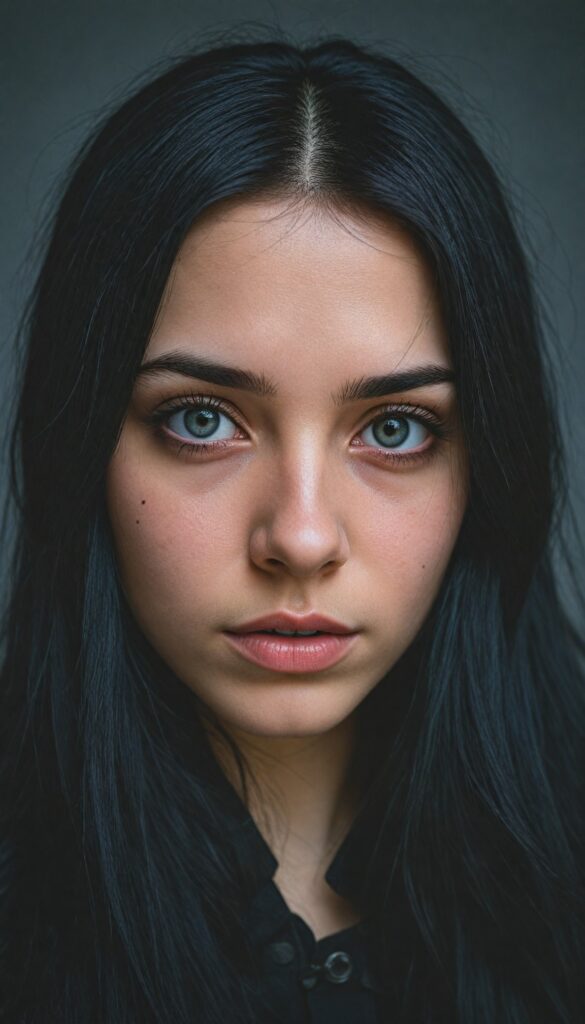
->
xmin=227 ymin=611 xmax=357 ymax=634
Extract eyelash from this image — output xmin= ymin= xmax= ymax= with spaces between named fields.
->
xmin=147 ymin=393 xmax=452 ymax=467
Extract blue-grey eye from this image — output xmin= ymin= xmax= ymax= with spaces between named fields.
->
xmin=166 ymin=406 xmax=238 ymax=442
xmin=361 ymin=414 xmax=428 ymax=450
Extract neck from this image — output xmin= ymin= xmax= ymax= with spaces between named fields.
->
xmin=205 ymin=712 xmax=362 ymax=872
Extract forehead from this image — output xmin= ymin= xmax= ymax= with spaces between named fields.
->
xmin=148 ymin=196 xmax=450 ymax=374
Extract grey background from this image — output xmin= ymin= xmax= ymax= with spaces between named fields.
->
xmin=1 ymin=0 xmax=584 ymax=588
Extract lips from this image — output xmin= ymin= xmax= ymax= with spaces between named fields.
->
xmin=223 ymin=630 xmax=359 ymax=673
xmin=227 ymin=610 xmax=356 ymax=635
xmin=223 ymin=610 xmax=360 ymax=672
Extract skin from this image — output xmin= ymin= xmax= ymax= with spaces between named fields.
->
xmin=106 ymin=195 xmax=468 ymax=937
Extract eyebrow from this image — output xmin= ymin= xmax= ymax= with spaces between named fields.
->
xmin=137 ymin=351 xmax=456 ymax=404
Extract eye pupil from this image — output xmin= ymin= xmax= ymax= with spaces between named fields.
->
xmin=184 ymin=408 xmax=219 ymax=438
xmin=374 ymin=416 xmax=409 ymax=448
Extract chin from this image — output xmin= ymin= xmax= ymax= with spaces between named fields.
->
xmin=206 ymin=688 xmax=358 ymax=739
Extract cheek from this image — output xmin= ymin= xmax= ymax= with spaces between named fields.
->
xmin=105 ymin=448 xmax=242 ymax=627
xmin=358 ymin=464 xmax=466 ymax=632
xmin=380 ymin=491 xmax=462 ymax=575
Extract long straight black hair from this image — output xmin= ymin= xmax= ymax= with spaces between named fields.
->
xmin=1 ymin=32 xmax=584 ymax=1024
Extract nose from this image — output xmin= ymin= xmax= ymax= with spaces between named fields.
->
xmin=248 ymin=443 xmax=350 ymax=579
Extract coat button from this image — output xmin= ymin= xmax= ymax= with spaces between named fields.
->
xmin=267 ymin=940 xmax=295 ymax=965
xmin=323 ymin=950 xmax=353 ymax=983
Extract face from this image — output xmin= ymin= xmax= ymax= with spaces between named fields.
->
xmin=106 ymin=197 xmax=468 ymax=741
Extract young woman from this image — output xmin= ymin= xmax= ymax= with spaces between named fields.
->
xmin=1 ymin=35 xmax=583 ymax=1024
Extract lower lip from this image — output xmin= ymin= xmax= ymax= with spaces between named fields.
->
xmin=223 ymin=631 xmax=359 ymax=673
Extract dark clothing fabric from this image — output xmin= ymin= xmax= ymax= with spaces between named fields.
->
xmin=201 ymin=746 xmax=394 ymax=1023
